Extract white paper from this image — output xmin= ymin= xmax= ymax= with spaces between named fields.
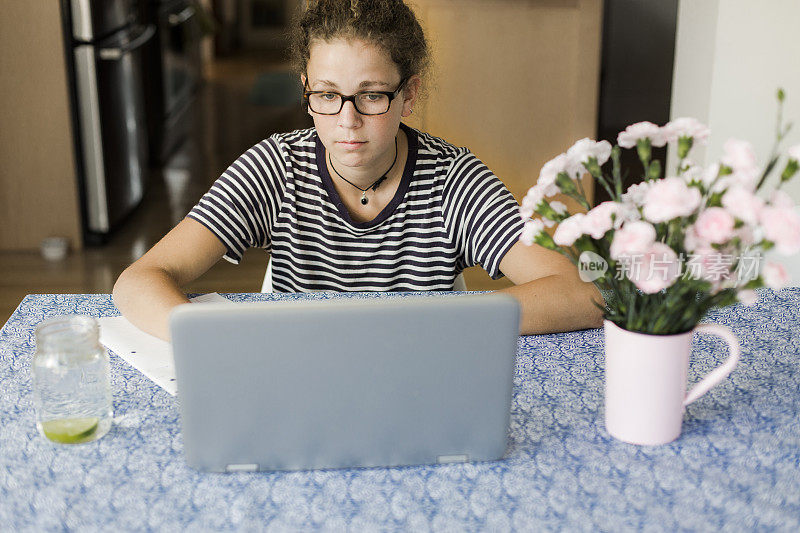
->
xmin=187 ymin=292 xmax=232 ymax=305
xmin=98 ymin=293 xmax=233 ymax=395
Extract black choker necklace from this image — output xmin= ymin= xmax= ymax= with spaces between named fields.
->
xmin=328 ymin=137 xmax=398 ymax=205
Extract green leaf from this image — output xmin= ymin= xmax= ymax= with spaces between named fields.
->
xmin=707 ymin=192 xmax=724 ymax=207
xmin=534 ymin=231 xmax=558 ymax=250
xmin=677 ymin=136 xmax=693 ymax=160
xmin=781 ymin=159 xmax=799 ymax=182
xmin=538 ymin=201 xmax=568 ymax=222
xmin=555 ymin=172 xmax=578 ymax=195
xmin=648 ymin=159 xmax=662 ymax=180
xmin=636 ymin=138 xmax=652 ymax=173
xmin=584 ymin=158 xmax=602 ymax=177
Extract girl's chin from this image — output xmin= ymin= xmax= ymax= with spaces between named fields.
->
xmin=331 ymin=151 xmax=371 ymax=169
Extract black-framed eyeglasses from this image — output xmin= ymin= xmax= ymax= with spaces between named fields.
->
xmin=303 ymin=77 xmax=408 ymax=116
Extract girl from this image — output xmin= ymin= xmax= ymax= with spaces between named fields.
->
xmin=113 ymin=0 xmax=603 ymax=340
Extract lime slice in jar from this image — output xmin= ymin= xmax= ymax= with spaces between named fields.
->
xmin=41 ymin=417 xmax=99 ymax=444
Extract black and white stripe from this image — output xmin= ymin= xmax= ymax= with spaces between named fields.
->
xmin=188 ymin=123 xmax=523 ymax=292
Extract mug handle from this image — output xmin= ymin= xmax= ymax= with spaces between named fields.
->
xmin=682 ymin=324 xmax=741 ymax=406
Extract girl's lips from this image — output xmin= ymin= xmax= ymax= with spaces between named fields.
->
xmin=337 ymin=141 xmax=367 ymax=151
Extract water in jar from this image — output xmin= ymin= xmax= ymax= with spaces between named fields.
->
xmin=32 ymin=316 xmax=113 ymax=444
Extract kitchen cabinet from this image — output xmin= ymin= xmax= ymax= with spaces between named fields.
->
xmin=0 ymin=1 xmax=83 ymax=251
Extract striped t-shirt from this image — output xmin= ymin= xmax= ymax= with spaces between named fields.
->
xmin=187 ymin=123 xmax=523 ymax=292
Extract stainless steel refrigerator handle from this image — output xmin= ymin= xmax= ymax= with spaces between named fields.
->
xmin=168 ymin=6 xmax=196 ymax=26
xmin=98 ymin=25 xmax=156 ymax=61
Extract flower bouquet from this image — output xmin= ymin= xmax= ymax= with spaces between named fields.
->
xmin=520 ymin=91 xmax=800 ymax=335
xmin=520 ymin=91 xmax=800 ymax=444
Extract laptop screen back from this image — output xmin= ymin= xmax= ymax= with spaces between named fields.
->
xmin=170 ymin=294 xmax=520 ymax=472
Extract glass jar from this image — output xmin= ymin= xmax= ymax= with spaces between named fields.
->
xmin=31 ymin=316 xmax=113 ymax=444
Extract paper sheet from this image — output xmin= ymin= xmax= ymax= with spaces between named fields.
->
xmin=98 ymin=293 xmax=233 ymax=395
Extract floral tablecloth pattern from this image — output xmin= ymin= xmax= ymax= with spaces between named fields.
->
xmin=1 ymin=290 xmax=798 ymax=531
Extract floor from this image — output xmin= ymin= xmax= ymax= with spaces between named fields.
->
xmin=0 ymin=49 xmax=510 ymax=327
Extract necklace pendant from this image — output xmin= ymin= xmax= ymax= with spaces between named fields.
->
xmin=361 ymin=192 xmax=368 ymax=205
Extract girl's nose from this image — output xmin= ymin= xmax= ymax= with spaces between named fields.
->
xmin=337 ymin=100 xmax=362 ymax=129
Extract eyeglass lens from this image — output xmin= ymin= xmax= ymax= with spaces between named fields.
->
xmin=308 ymin=93 xmax=391 ymax=115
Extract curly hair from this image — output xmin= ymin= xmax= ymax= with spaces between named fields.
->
xmin=290 ymin=0 xmax=430 ymax=82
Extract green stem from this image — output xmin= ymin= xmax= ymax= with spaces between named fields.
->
xmin=756 ymin=94 xmax=794 ymax=191
xmin=576 ymin=174 xmax=588 ymax=202
xmin=612 ymin=147 xmax=623 ymax=198
xmin=594 ymin=174 xmax=618 ymax=203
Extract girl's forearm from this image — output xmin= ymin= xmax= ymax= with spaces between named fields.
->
xmin=498 ymin=275 xmax=605 ymax=335
xmin=112 ymin=266 xmax=191 ymax=341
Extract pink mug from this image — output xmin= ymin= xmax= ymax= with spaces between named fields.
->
xmin=603 ymin=320 xmax=740 ymax=445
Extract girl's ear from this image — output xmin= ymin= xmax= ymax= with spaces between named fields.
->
xmin=401 ymin=75 xmax=421 ymax=118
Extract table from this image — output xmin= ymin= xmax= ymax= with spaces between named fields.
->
xmin=1 ymin=290 xmax=799 ymax=531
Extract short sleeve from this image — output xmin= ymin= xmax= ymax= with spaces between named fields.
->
xmin=187 ymin=136 xmax=287 ymax=264
xmin=443 ymin=153 xmax=524 ymax=279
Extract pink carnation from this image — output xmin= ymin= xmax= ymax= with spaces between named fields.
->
xmin=734 ymin=225 xmax=761 ymax=247
xmin=621 ymin=181 xmax=651 ymax=206
xmin=538 ymin=154 xmax=568 ymax=190
xmin=642 ymin=177 xmax=702 ymax=223
xmin=760 ymin=206 xmax=800 ymax=255
xmin=722 ymin=139 xmax=757 ymax=171
xmin=721 ymin=186 xmax=764 ymax=225
xmin=788 ymin=144 xmax=800 ymax=161
xmin=702 ymin=163 xmax=725 ymax=191
xmin=582 ymin=201 xmax=620 ymax=239
xmin=521 ymin=185 xmax=547 ymax=218
xmin=693 ymin=207 xmax=736 ymax=244
xmin=737 ymin=290 xmax=759 ymax=306
xmin=625 ymin=242 xmax=681 ymax=294
xmin=770 ymin=189 xmax=795 ymax=209
xmin=721 ymin=139 xmax=759 ymax=191
xmin=762 ymin=261 xmax=790 ymax=289
xmin=683 ymin=226 xmax=702 ymax=252
xmin=614 ymin=203 xmax=641 ymax=228
xmin=520 ymin=219 xmax=545 ymax=246
xmin=685 ymin=246 xmax=734 ymax=285
xmin=617 ymin=121 xmax=666 ymax=149
xmin=610 ymin=221 xmax=656 ymax=260
xmin=549 ymin=201 xmax=568 ymax=215
xmin=566 ymin=138 xmax=612 ymax=174
xmin=553 ymin=213 xmax=586 ymax=246
xmin=680 ymin=164 xmax=705 ymax=185
xmin=663 ymin=117 xmax=710 ymax=144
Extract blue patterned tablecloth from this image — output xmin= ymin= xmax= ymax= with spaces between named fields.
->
xmin=1 ymin=290 xmax=799 ymax=531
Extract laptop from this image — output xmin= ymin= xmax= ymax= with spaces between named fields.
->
xmin=169 ymin=294 xmax=520 ymax=472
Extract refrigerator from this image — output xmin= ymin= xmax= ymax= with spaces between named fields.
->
xmin=140 ymin=0 xmax=203 ymax=164
xmin=61 ymin=0 xmax=155 ymax=243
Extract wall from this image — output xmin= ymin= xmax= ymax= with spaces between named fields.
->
xmin=670 ymin=0 xmax=800 ymax=199
xmin=670 ymin=0 xmax=800 ymax=281
xmin=0 ymin=1 xmax=83 ymax=250
xmin=407 ymin=0 xmax=603 ymax=204
xmin=405 ymin=0 xmax=603 ymax=289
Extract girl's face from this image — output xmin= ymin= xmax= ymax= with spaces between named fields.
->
xmin=304 ymin=38 xmax=417 ymax=174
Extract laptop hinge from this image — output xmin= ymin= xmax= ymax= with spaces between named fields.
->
xmin=226 ymin=463 xmax=259 ymax=472
xmin=437 ymin=454 xmax=469 ymax=464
